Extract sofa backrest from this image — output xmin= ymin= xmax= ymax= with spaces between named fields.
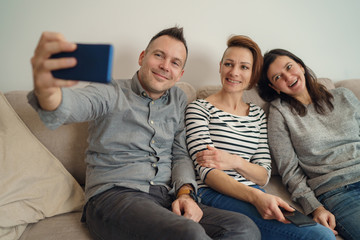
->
xmin=1 ymin=78 xmax=341 ymax=185
xmin=195 ymin=78 xmax=335 ymax=115
xmin=335 ymin=79 xmax=360 ymax=100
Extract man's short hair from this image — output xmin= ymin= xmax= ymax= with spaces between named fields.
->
xmin=146 ymin=26 xmax=188 ymax=67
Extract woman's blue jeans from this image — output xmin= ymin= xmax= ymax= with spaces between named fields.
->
xmin=318 ymin=181 xmax=360 ymax=240
xmin=198 ymin=186 xmax=335 ymax=240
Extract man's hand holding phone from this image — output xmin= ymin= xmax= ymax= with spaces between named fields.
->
xmin=31 ymin=32 xmax=113 ymax=111
xmin=31 ymin=32 xmax=79 ymax=111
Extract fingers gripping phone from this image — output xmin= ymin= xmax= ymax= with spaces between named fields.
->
xmin=51 ymin=43 xmax=113 ymax=83
xmin=281 ymin=207 xmax=317 ymax=227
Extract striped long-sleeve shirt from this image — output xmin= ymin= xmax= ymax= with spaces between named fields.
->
xmin=185 ymin=99 xmax=271 ymax=189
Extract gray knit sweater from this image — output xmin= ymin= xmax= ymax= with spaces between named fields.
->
xmin=268 ymin=87 xmax=360 ymax=215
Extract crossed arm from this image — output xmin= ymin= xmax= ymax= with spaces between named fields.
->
xmin=185 ymin=101 xmax=293 ymax=223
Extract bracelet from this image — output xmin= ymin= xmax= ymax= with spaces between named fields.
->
xmin=176 ymin=188 xmax=199 ymax=202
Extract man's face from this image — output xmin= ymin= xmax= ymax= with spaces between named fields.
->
xmin=137 ymin=35 xmax=186 ymax=99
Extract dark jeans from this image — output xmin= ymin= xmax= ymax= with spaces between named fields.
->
xmin=318 ymin=181 xmax=360 ymax=240
xmin=83 ymin=185 xmax=260 ymax=240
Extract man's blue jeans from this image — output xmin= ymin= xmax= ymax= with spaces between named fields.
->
xmin=84 ymin=185 xmax=261 ymax=240
xmin=198 ymin=186 xmax=335 ymax=240
xmin=318 ymin=181 xmax=360 ymax=240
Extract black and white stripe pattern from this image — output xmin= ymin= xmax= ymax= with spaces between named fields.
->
xmin=185 ymin=99 xmax=271 ymax=188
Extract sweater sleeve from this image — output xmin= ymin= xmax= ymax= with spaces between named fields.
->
xmin=268 ymin=103 xmax=322 ymax=215
xmin=185 ymin=101 xmax=215 ymax=183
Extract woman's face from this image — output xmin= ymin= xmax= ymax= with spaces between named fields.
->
xmin=219 ymin=47 xmax=253 ymax=93
xmin=267 ymin=55 xmax=307 ymax=100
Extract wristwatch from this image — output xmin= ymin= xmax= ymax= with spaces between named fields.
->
xmin=176 ymin=188 xmax=199 ymax=202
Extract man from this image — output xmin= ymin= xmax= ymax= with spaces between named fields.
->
xmin=29 ymin=27 xmax=260 ymax=240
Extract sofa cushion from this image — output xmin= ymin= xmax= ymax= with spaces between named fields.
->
xmin=4 ymin=91 xmax=88 ymax=186
xmin=0 ymin=92 xmax=85 ymax=239
xmin=318 ymin=77 xmax=335 ymax=90
xmin=18 ymin=212 xmax=91 ymax=240
xmin=176 ymin=81 xmax=197 ymax=104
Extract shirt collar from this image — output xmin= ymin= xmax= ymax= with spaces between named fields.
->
xmin=131 ymin=71 xmax=170 ymax=101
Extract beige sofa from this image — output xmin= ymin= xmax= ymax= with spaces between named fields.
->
xmin=2 ymin=78 xmax=359 ymax=240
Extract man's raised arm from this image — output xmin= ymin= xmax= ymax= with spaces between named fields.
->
xmin=31 ymin=32 xmax=78 ymax=111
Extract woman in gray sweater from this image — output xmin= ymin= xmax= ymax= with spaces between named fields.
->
xmin=257 ymin=48 xmax=360 ymax=240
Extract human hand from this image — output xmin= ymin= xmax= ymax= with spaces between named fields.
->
xmin=252 ymin=190 xmax=294 ymax=224
xmin=172 ymin=194 xmax=203 ymax=222
xmin=312 ymin=206 xmax=338 ymax=235
xmin=31 ymin=32 xmax=78 ymax=110
xmin=196 ymin=145 xmax=240 ymax=170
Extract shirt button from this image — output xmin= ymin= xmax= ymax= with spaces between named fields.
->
xmin=150 ymin=120 xmax=154 ymax=124
xmin=150 ymin=181 xmax=155 ymax=185
xmin=152 ymin=163 xmax=157 ymax=168
xmin=151 ymin=101 xmax=154 ymax=104
xmin=151 ymin=140 xmax=155 ymax=144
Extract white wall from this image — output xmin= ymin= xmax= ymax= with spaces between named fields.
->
xmin=1 ymin=0 xmax=359 ymax=92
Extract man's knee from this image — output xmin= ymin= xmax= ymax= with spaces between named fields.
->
xmin=200 ymin=204 xmax=260 ymax=239
xmin=217 ymin=212 xmax=261 ymax=240
xmin=170 ymin=220 xmax=210 ymax=240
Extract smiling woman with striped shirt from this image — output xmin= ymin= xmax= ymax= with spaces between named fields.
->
xmin=185 ymin=35 xmax=334 ymax=240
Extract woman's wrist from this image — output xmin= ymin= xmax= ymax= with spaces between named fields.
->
xmin=244 ymin=186 xmax=264 ymax=203
xmin=232 ymin=155 xmax=245 ymax=172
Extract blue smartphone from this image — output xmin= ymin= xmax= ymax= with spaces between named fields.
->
xmin=51 ymin=43 xmax=113 ymax=83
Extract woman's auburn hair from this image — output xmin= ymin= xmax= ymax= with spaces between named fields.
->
xmin=222 ymin=35 xmax=263 ymax=90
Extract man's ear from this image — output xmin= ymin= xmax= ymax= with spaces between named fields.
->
xmin=138 ymin=50 xmax=145 ymax=66
xmin=269 ymin=83 xmax=281 ymax=94
xmin=175 ymin=69 xmax=185 ymax=83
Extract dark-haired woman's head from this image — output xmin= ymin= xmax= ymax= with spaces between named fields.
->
xmin=258 ymin=49 xmax=314 ymax=103
xmin=258 ymin=49 xmax=333 ymax=116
